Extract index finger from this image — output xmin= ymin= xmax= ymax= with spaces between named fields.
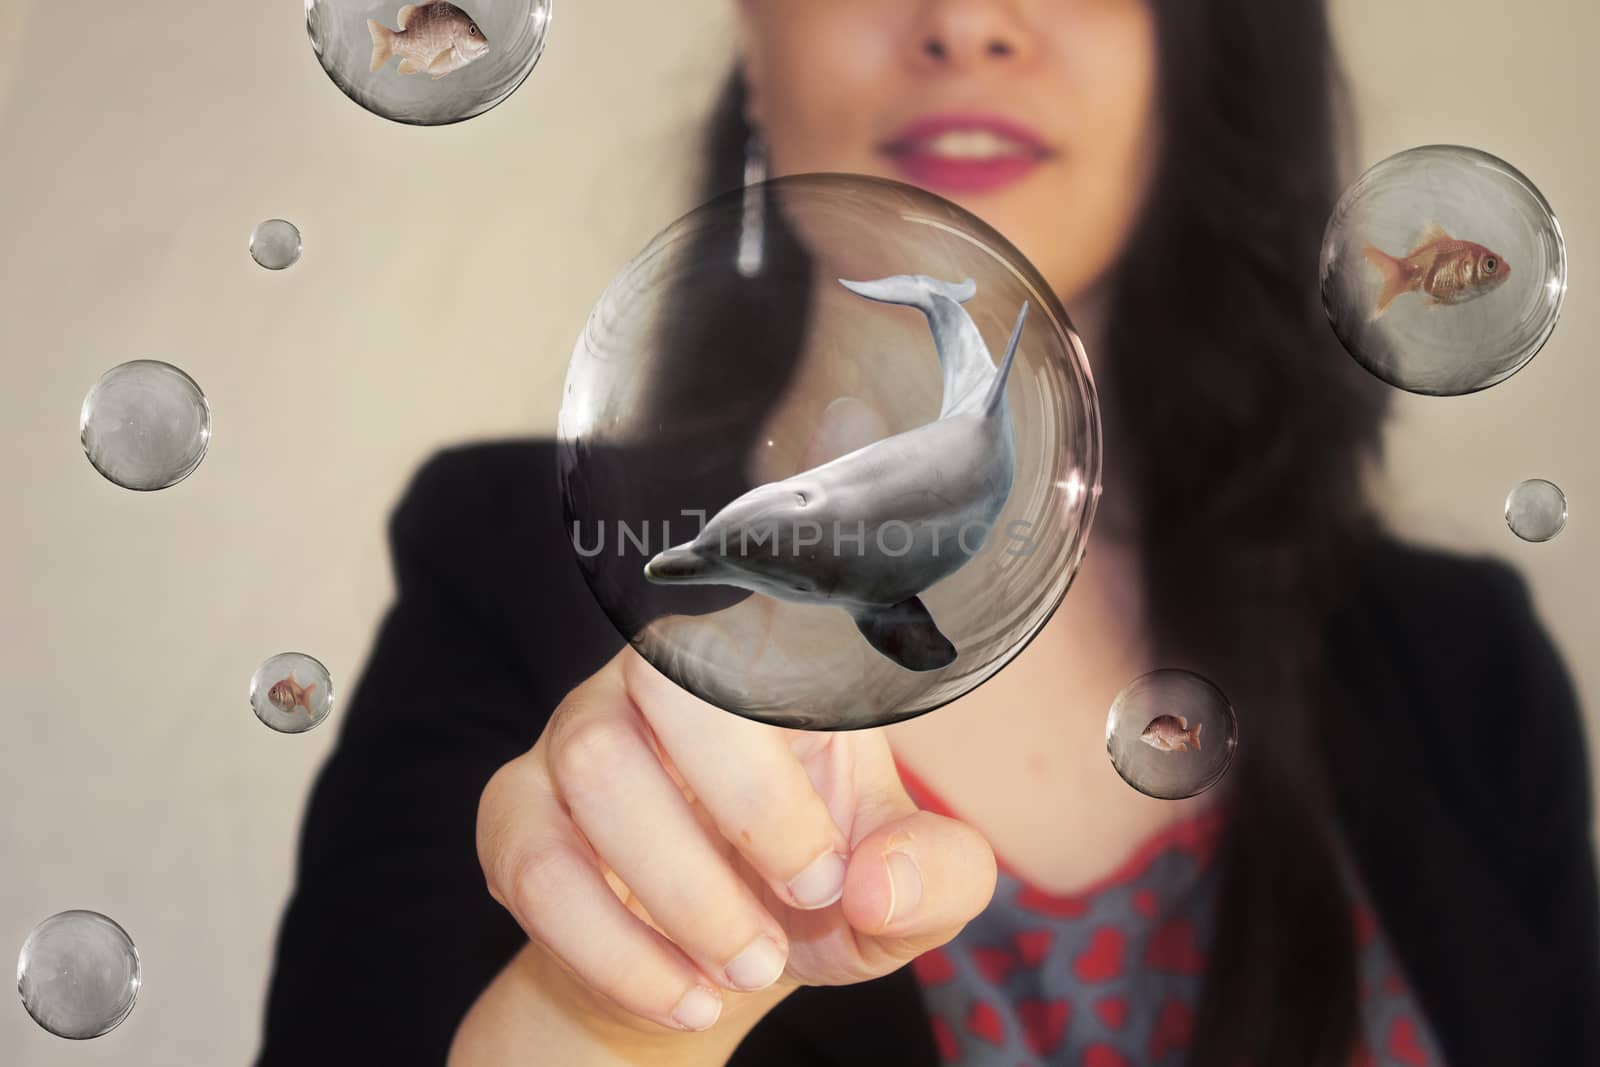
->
xmin=620 ymin=649 xmax=854 ymax=912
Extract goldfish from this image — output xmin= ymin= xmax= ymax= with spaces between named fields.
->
xmin=1361 ymin=223 xmax=1510 ymax=319
xmin=368 ymin=3 xmax=489 ymax=80
xmin=267 ymin=673 xmax=318 ymax=718
xmin=1140 ymin=714 xmax=1203 ymax=753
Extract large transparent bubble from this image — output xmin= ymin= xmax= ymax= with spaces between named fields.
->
xmin=558 ymin=174 xmax=1100 ymax=730
xmin=1320 ymin=145 xmax=1566 ymax=395
xmin=17 ymin=910 xmax=141 ymax=1040
xmin=306 ymin=0 xmax=552 ymax=125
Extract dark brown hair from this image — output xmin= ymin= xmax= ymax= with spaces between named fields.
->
xmin=646 ymin=1 xmax=1392 ymax=1062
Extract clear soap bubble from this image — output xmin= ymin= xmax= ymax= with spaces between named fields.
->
xmin=250 ymin=652 xmax=335 ymax=733
xmin=17 ymin=910 xmax=141 ymax=1039
xmin=1106 ymin=669 xmax=1238 ymax=800
xmin=1505 ymin=478 xmax=1567 ymax=542
xmin=250 ymin=219 xmax=303 ymax=270
xmin=558 ymin=173 xmax=1101 ymax=730
xmin=306 ymin=0 xmax=552 ymax=125
xmin=79 ymin=360 xmax=212 ymax=491
xmin=1320 ymin=145 xmax=1566 ymax=395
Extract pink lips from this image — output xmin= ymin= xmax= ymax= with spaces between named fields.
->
xmin=880 ymin=113 xmax=1052 ymax=195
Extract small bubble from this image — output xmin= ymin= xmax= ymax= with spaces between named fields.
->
xmin=250 ymin=652 xmax=335 ymax=733
xmin=250 ymin=219 xmax=303 ymax=270
xmin=79 ymin=360 xmax=211 ymax=491
xmin=1106 ymin=669 xmax=1238 ymax=800
xmin=17 ymin=910 xmax=141 ymax=1039
xmin=1505 ymin=478 xmax=1567 ymax=542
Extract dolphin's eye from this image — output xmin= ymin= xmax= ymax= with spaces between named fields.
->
xmin=1484 ymin=257 xmax=1498 ymax=273
xmin=795 ymin=491 xmax=807 ymax=506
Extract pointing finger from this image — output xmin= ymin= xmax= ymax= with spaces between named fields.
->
xmin=621 ymin=649 xmax=854 ymax=912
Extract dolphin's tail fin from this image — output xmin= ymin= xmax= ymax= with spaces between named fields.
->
xmin=836 ymin=275 xmax=977 ymax=308
xmin=982 ymin=300 xmax=1028 ymax=418
xmin=838 ymin=275 xmax=988 ymax=418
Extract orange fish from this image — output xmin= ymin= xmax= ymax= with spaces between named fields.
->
xmin=1140 ymin=714 xmax=1203 ymax=753
xmin=368 ymin=3 xmax=489 ymax=80
xmin=1361 ymin=223 xmax=1510 ymax=319
xmin=267 ymin=673 xmax=318 ymax=717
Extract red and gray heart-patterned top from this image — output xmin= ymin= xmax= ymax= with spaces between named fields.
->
xmin=896 ymin=758 xmax=1444 ymax=1067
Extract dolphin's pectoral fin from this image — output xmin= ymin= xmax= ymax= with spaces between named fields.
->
xmin=851 ymin=597 xmax=957 ymax=672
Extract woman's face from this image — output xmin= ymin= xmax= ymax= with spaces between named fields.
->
xmin=735 ymin=0 xmax=1160 ymax=307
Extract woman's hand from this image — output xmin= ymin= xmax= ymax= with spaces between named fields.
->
xmin=451 ymin=645 xmax=996 ymax=1063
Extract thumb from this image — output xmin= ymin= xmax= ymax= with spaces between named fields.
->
xmin=838 ymin=807 xmax=998 ymax=962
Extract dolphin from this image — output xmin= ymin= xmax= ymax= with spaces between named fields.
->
xmin=643 ymin=275 xmax=1027 ymax=672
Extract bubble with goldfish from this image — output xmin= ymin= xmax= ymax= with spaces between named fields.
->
xmin=1319 ymin=145 xmax=1567 ymax=396
xmin=306 ymin=0 xmax=553 ymax=125
xmin=250 ymin=652 xmax=335 ymax=734
xmin=1106 ymin=669 xmax=1238 ymax=800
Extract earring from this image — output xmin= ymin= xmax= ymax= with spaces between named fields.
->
xmin=736 ymin=132 xmax=767 ymax=278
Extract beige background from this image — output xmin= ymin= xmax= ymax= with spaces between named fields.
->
xmin=0 ymin=1 xmax=1594 ymax=1062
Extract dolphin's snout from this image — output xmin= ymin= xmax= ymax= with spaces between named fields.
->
xmin=644 ymin=546 xmax=711 ymax=582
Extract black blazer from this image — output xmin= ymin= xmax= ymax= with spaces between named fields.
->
xmin=256 ymin=441 xmax=1599 ymax=1066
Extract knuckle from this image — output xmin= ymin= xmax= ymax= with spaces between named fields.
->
xmin=475 ymin=766 xmax=521 ymax=876
xmin=503 ymin=840 xmax=580 ymax=923
xmin=548 ymin=709 xmax=641 ymax=790
xmin=475 ymin=759 xmax=544 ymax=855
xmin=476 ymin=760 xmax=518 ymax=824
xmin=475 ymin=764 xmax=571 ymax=914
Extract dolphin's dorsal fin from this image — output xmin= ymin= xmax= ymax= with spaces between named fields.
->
xmin=982 ymin=300 xmax=1028 ymax=419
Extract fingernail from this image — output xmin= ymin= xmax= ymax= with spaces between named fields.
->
xmin=883 ymin=845 xmax=922 ymax=928
xmin=788 ymin=849 xmax=847 ymax=909
xmin=671 ymin=986 xmax=722 ymax=1031
xmin=724 ymin=935 xmax=786 ymax=991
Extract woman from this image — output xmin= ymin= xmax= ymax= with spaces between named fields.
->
xmin=258 ymin=2 xmax=1598 ymax=1065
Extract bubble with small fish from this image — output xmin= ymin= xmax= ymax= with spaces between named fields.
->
xmin=559 ymin=173 xmax=1100 ymax=730
xmin=250 ymin=219 xmax=303 ymax=270
xmin=1505 ymin=478 xmax=1567 ymax=543
xmin=79 ymin=360 xmax=211 ymax=491
xmin=1319 ymin=145 xmax=1566 ymax=395
xmin=251 ymin=652 xmax=335 ymax=733
xmin=17 ymin=910 xmax=141 ymax=1039
xmin=1106 ymin=669 xmax=1238 ymax=800
xmin=306 ymin=0 xmax=552 ymax=125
